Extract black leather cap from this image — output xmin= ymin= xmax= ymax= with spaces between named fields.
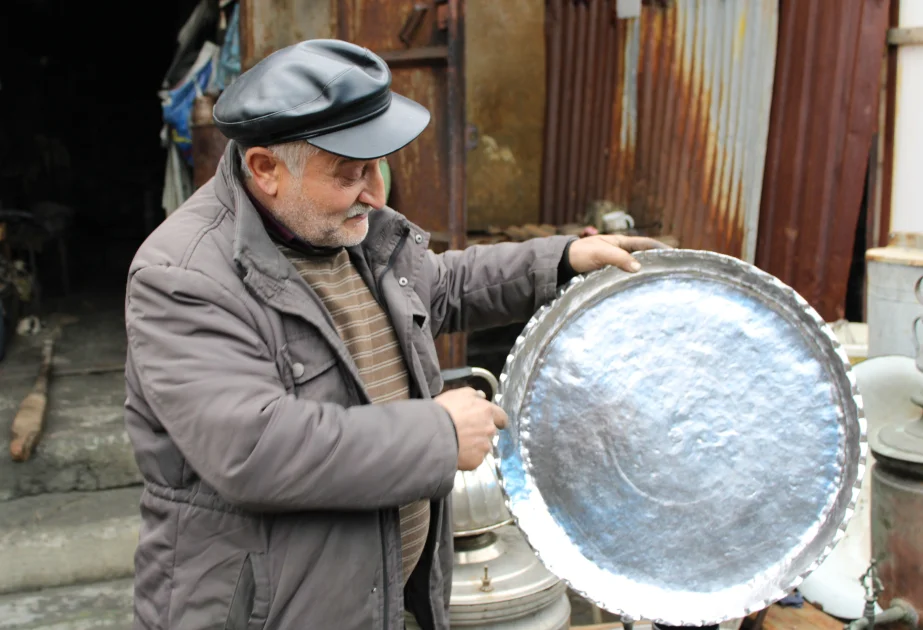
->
xmin=213 ymin=39 xmax=431 ymax=159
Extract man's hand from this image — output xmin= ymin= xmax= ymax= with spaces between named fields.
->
xmin=435 ymin=387 xmax=508 ymax=471
xmin=568 ymin=234 xmax=672 ymax=274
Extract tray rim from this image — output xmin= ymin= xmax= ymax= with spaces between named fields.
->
xmin=492 ymin=248 xmax=867 ymax=626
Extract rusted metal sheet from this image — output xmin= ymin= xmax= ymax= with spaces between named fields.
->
xmin=755 ymin=0 xmax=890 ymax=322
xmin=634 ymin=0 xmax=777 ymax=260
xmin=337 ymin=0 xmax=462 ymax=245
xmin=542 ymin=0 xmax=778 ymax=264
xmin=542 ymin=0 xmax=632 ymax=227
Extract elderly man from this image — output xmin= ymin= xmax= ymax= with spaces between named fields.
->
xmin=124 ymin=39 xmax=664 ymax=630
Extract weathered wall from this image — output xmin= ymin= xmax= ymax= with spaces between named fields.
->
xmin=239 ymin=0 xmax=336 ymax=71
xmin=240 ymin=0 xmax=544 ymax=232
xmin=465 ymin=0 xmax=545 ymax=230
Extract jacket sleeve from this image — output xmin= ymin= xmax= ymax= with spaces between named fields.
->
xmin=425 ymin=235 xmax=576 ymax=336
xmin=125 ymin=264 xmax=458 ymax=512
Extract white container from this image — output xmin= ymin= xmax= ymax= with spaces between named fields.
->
xmin=866 ymin=246 xmax=923 ymax=359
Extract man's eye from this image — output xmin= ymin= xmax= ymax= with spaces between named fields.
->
xmin=338 ymin=162 xmax=371 ymax=184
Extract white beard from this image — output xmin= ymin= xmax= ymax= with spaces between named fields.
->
xmin=275 ymin=191 xmax=372 ymax=248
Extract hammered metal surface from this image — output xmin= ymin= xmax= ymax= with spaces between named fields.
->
xmin=495 ymin=249 xmax=865 ymax=626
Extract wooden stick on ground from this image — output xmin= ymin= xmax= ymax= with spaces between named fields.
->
xmin=0 ymin=361 xmax=124 ymax=381
xmin=9 ymin=337 xmax=54 ymax=462
xmin=53 ymin=363 xmax=124 ymax=378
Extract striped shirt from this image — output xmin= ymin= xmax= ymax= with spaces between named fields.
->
xmin=279 ymin=245 xmax=431 ymax=585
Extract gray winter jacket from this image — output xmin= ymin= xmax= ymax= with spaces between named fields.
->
xmin=123 ymin=143 xmax=572 ymax=630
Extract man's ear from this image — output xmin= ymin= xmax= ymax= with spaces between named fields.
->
xmin=246 ymin=147 xmax=281 ymax=196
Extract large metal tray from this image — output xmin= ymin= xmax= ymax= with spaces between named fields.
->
xmin=495 ymin=249 xmax=865 ymax=626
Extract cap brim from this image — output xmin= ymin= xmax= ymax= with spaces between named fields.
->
xmin=307 ymin=92 xmax=431 ymax=160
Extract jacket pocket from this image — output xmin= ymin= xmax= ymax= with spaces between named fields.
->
xmin=278 ymin=336 xmax=351 ymax=406
xmin=224 ymin=552 xmax=270 ymax=630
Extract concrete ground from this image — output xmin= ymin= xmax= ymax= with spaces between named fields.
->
xmin=0 ymin=296 xmax=142 ymax=628
xmin=0 ymin=581 xmax=611 ymax=630
xmin=0 ymin=580 xmax=133 ymax=630
xmin=0 ymin=487 xmax=140 ymax=595
xmin=0 ymin=294 xmax=622 ymax=628
xmin=0 ymin=296 xmax=140 ymax=502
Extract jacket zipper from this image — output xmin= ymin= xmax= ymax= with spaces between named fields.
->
xmin=379 ymin=510 xmax=389 ymax=630
xmin=376 ymin=228 xmax=408 ymax=630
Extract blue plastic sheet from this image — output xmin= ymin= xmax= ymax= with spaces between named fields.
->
xmin=162 ymin=58 xmax=214 ymax=165
xmin=215 ymin=3 xmax=241 ymax=91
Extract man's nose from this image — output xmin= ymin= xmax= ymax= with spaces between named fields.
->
xmin=359 ymin=161 xmax=388 ymax=209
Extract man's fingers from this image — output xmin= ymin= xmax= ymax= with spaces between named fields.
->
xmin=617 ymin=235 xmax=673 ymax=252
xmin=491 ymin=404 xmax=509 ymax=430
xmin=598 ymin=246 xmax=641 ymax=273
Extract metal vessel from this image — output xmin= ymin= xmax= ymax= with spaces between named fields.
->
xmin=869 ymin=459 xmax=923 ymax=622
xmin=428 ymin=367 xmax=570 ymax=629
xmin=800 ymin=355 xmax=923 ymax=619
xmin=453 ymin=452 xmax=513 ymax=537
xmin=867 ymin=279 xmax=923 ymax=625
xmin=407 ymin=524 xmax=571 ymax=629
xmin=443 ymin=367 xmax=514 ymax=537
xmin=496 ymin=249 xmax=864 ymax=626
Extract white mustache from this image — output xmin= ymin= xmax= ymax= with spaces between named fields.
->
xmin=347 ymin=204 xmax=373 ymax=218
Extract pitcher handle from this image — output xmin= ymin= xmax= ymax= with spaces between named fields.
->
xmin=440 ymin=366 xmax=499 ymax=400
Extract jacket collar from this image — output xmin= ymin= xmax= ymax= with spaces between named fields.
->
xmin=213 ymin=142 xmax=433 ymax=402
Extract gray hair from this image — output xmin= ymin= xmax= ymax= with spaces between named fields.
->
xmin=238 ymin=140 xmax=320 ymax=179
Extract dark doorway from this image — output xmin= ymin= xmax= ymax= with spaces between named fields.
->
xmin=0 ymin=0 xmax=201 ymax=304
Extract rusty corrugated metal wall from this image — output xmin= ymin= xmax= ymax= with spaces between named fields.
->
xmin=755 ymin=0 xmax=890 ymax=322
xmin=541 ymin=0 xmax=777 ymax=262
xmin=541 ymin=0 xmax=890 ymax=317
xmin=634 ymin=0 xmax=778 ymax=261
xmin=541 ymin=0 xmax=634 ymax=228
